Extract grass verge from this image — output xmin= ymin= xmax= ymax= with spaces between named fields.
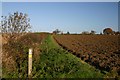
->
xmin=32 ymin=35 xmax=104 ymax=78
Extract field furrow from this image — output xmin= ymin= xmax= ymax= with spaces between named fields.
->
xmin=53 ymin=34 xmax=120 ymax=77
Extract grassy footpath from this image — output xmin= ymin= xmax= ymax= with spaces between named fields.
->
xmin=32 ymin=34 xmax=104 ymax=78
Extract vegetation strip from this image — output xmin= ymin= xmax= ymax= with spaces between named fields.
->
xmin=2 ymin=33 xmax=48 ymax=78
xmin=32 ymin=34 xmax=103 ymax=78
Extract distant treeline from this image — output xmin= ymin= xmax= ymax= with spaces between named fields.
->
xmin=52 ymin=28 xmax=120 ymax=35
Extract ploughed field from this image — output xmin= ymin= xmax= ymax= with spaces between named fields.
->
xmin=54 ymin=35 xmax=120 ymax=74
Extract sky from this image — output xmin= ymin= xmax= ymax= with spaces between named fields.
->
xmin=1 ymin=0 xmax=120 ymax=2
xmin=2 ymin=2 xmax=119 ymax=33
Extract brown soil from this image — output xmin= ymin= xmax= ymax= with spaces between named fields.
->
xmin=54 ymin=34 xmax=120 ymax=74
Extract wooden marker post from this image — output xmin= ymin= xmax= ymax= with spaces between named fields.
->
xmin=28 ymin=48 xmax=32 ymax=77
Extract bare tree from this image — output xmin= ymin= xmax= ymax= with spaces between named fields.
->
xmin=1 ymin=12 xmax=31 ymax=41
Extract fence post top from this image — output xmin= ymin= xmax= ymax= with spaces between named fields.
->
xmin=29 ymin=48 xmax=33 ymax=54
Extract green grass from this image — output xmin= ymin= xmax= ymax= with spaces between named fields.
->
xmin=2 ymin=34 xmax=104 ymax=78
xmin=32 ymin=35 xmax=104 ymax=78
